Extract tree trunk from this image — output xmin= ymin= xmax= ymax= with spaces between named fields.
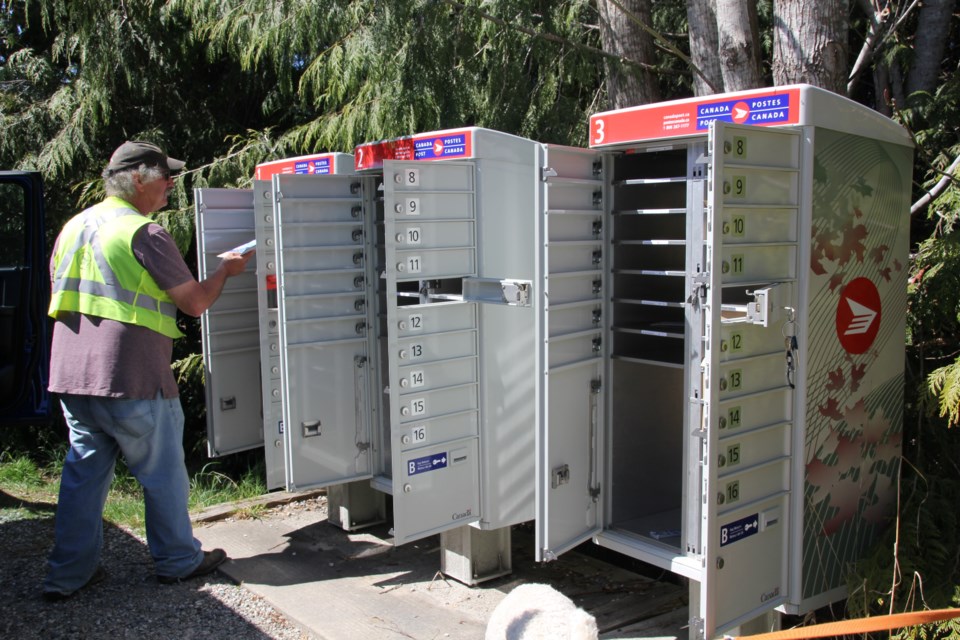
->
xmin=686 ymin=0 xmax=723 ymax=95
xmin=772 ymin=0 xmax=850 ymax=93
xmin=906 ymin=0 xmax=953 ymax=96
xmin=596 ymin=0 xmax=660 ymax=108
xmin=716 ymin=0 xmax=763 ymax=91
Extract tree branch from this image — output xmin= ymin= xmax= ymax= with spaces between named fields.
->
xmin=911 ymin=154 xmax=960 ymax=217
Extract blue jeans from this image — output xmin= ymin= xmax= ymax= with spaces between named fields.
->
xmin=43 ymin=393 xmax=203 ymax=593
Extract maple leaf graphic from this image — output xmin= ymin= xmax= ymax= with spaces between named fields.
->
xmin=828 ymin=273 xmax=845 ymax=292
xmin=826 ymin=367 xmax=845 ymax=391
xmin=850 ymin=363 xmax=866 ymax=392
xmin=822 ymin=475 xmax=864 ymax=535
xmin=819 ymin=397 xmax=844 ymax=420
xmin=851 ymin=177 xmax=875 ymax=197
xmin=893 ymin=258 xmax=902 ymax=272
xmin=880 ymin=267 xmax=892 ymax=282
xmin=836 ymin=222 xmax=869 ymax=267
xmin=869 ymin=244 xmax=889 ymax=264
xmin=834 ymin=433 xmax=862 ymax=472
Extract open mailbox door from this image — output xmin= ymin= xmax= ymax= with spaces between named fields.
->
xmin=273 ymin=173 xmax=377 ymax=491
xmin=381 ymin=160 xmax=483 ymax=545
xmin=195 ymin=189 xmax=262 ymax=457
xmin=694 ymin=120 xmax=800 ymax=638
xmin=0 ymin=171 xmax=50 ymax=424
xmin=534 ymin=145 xmax=605 ymax=561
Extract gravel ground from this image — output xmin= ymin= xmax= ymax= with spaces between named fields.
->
xmin=0 ymin=495 xmax=315 ymax=640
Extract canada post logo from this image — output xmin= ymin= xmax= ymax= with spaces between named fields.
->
xmin=697 ymin=92 xmax=792 ymax=130
xmin=414 ymin=134 xmax=467 ymax=160
xmin=836 ymin=277 xmax=881 ymax=354
xmin=295 ymin=158 xmax=331 ymax=175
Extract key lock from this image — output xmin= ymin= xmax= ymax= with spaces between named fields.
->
xmin=782 ymin=307 xmax=798 ymax=389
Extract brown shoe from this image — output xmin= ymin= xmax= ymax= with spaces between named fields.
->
xmin=157 ymin=548 xmax=228 ymax=585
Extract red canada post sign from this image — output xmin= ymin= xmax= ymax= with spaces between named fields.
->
xmin=836 ymin=277 xmax=881 ymax=354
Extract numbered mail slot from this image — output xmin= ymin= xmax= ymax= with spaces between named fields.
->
xmin=719 ymin=323 xmax=786 ymax=361
xmin=392 ymin=220 xmax=475 ymax=249
xmin=393 ymin=438 xmax=480 ymax=543
xmin=389 ymin=163 xmax=474 ymax=192
xmin=395 ymin=301 xmax=476 ymax=337
xmin=719 ymin=245 xmax=797 ymax=284
xmin=717 ymin=353 xmax=789 ymax=399
xmin=715 ymin=496 xmax=789 ymax=619
xmin=547 ymin=302 xmax=603 ymax=337
xmin=720 ymin=167 xmax=799 ymax=207
xmin=547 ymin=242 xmax=604 ymax=273
xmin=282 ymin=292 xmax=367 ymax=322
xmin=205 ymin=306 xmax=258 ymax=333
xmin=277 ymin=246 xmax=366 ymax=272
xmin=393 ymin=247 xmax=476 ymax=279
xmin=399 ymin=410 xmax=479 ymax=451
xmin=717 ymin=387 xmax=792 ymax=433
xmin=546 ymin=182 xmax=603 ymax=211
xmin=205 ymin=326 xmax=260 ymax=354
xmin=281 ymin=270 xmax=367 ymax=296
xmin=282 ymin=313 xmax=367 ymax=344
xmin=398 ymin=356 xmax=477 ymax=392
xmin=276 ymin=222 xmax=365 ymax=247
xmin=547 ymin=329 xmax=603 ymax=369
xmin=276 ymin=198 xmax=363 ymax=225
xmin=716 ymin=457 xmax=790 ymax=512
xmin=397 ymin=383 xmax=479 ymax=424
xmin=546 ymin=272 xmax=603 ymax=306
xmin=717 ymin=421 xmax=791 ymax=471
xmin=207 ymin=272 xmax=257 ymax=312
xmin=547 ymin=214 xmax=604 ymax=242
xmin=720 ymin=207 xmax=798 ymax=244
xmin=397 ymin=329 xmax=477 ymax=363
xmin=392 ymin=192 xmax=475 ymax=220
xmin=721 ymin=128 xmax=800 ymax=169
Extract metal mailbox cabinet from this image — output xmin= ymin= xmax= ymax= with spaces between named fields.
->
xmin=196 ymin=153 xmax=356 ymax=492
xmin=536 ymin=85 xmax=912 ymax=638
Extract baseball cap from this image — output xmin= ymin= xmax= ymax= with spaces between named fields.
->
xmin=105 ymin=141 xmax=185 ymax=173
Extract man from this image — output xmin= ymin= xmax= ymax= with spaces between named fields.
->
xmin=42 ymin=141 xmax=254 ymax=601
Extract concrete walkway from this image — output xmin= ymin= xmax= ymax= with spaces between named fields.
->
xmin=193 ymin=493 xmax=688 ymax=640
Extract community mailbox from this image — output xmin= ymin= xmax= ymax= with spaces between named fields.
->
xmin=535 ymin=84 xmax=912 ymax=638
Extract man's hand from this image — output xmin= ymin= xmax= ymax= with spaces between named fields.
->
xmin=219 ymin=249 xmax=255 ymax=276
xmin=166 ymin=250 xmax=255 ymax=317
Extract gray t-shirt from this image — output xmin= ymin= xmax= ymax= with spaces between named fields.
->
xmin=48 ymin=221 xmax=194 ymax=399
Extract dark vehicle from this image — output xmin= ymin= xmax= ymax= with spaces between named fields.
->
xmin=0 ymin=171 xmax=51 ymax=424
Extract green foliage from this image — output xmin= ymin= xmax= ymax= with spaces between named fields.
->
xmin=0 ymin=452 xmax=44 ymax=486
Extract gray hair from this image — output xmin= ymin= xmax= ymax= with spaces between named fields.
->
xmin=102 ymin=164 xmax=168 ymax=200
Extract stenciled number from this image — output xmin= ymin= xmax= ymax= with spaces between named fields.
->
xmin=729 ymin=369 xmax=742 ymax=390
xmin=733 ymin=175 xmax=746 ymax=197
xmin=406 ymin=227 xmax=421 ymax=245
xmin=731 ymin=254 xmax=745 ymax=274
xmin=410 ymin=398 xmax=426 ymax=415
xmin=409 ymin=370 xmax=425 ymax=387
xmin=730 ymin=331 xmax=743 ymax=352
xmin=406 ymin=169 xmax=419 ymax=185
xmin=726 ymin=480 xmax=740 ymax=503
xmin=410 ymin=343 xmax=423 ymax=358
xmin=406 ymin=198 xmax=420 ymax=215
xmin=593 ymin=117 xmax=605 ymax=145
xmin=407 ymin=256 xmax=422 ymax=273
xmin=734 ymin=136 xmax=746 ymax=158
xmin=728 ymin=406 xmax=742 ymax=428
xmin=412 ymin=425 xmax=427 ymax=442
xmin=727 ymin=443 xmax=741 ymax=466
xmin=409 ymin=314 xmax=423 ymax=330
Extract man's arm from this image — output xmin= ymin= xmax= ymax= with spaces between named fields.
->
xmin=165 ymin=251 xmax=254 ymax=317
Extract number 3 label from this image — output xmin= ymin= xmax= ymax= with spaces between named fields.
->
xmin=592 ymin=118 xmax=605 ymax=145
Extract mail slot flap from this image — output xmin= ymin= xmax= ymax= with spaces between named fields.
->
xmin=397 ymin=384 xmax=479 ymax=424
xmin=717 ymin=387 xmax=792 ymax=433
xmin=283 ymin=315 xmax=367 ymax=343
xmin=547 ymin=242 xmax=604 ymax=273
xmin=281 ymin=270 xmax=367 ymax=296
xmin=398 ymin=357 xmax=477 ymax=393
xmin=277 ymin=224 xmax=365 ymax=247
xmin=547 ymin=213 xmax=604 ymax=242
xmin=545 ymin=272 xmax=603 ymax=306
xmin=720 ymin=207 xmax=798 ymax=243
xmin=720 ymin=245 xmax=797 ymax=283
xmin=717 ymin=353 xmax=789 ymax=399
xmin=547 ymin=303 xmax=603 ymax=337
xmin=716 ymin=457 xmax=790 ymax=513
xmin=282 ymin=293 xmax=367 ymax=322
xmin=391 ymin=191 xmax=476 ymax=220
xmin=279 ymin=246 xmax=366 ymax=271
xmin=717 ymin=421 xmax=791 ymax=470
xmin=720 ymin=167 xmax=799 ymax=207
xmin=396 ymin=410 xmax=479 ymax=452
xmin=719 ymin=323 xmax=787 ymax=361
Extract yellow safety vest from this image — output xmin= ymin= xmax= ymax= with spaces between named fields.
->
xmin=49 ymin=196 xmax=184 ymax=338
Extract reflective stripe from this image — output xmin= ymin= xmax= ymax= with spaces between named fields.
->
xmin=53 ymin=207 xmax=141 ymax=289
xmin=52 ymin=277 xmax=178 ymax=317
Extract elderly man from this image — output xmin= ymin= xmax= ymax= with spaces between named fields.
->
xmin=42 ymin=141 xmax=253 ymax=600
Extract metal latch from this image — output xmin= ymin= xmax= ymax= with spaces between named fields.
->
xmin=551 ymin=464 xmax=570 ymax=488
xmin=502 ymin=281 xmax=530 ymax=306
xmin=462 ymin=278 xmax=533 ymax=307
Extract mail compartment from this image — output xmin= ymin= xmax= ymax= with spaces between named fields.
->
xmin=281 ymin=270 xmax=367 ymax=296
xmin=282 ymin=314 xmax=367 ymax=344
xmin=397 ymin=383 xmax=479 ymax=424
xmin=393 ymin=247 xmax=476 ymax=279
xmin=547 ymin=302 xmax=603 ymax=337
xmin=547 ymin=331 xmax=602 ymax=369
xmin=719 ymin=244 xmax=797 ymax=283
xmin=282 ymin=292 xmax=367 ymax=321
xmin=392 ymin=192 xmax=475 ymax=219
xmin=718 ymin=323 xmax=788 ymax=361
xmin=397 ymin=356 xmax=477 ymax=393
xmin=716 ymin=457 xmax=790 ymax=513
xmin=395 ymin=301 xmax=476 ymax=337
xmin=547 ymin=242 xmax=604 ymax=272
xmin=277 ymin=199 xmax=363 ymax=224
xmin=393 ymin=220 xmax=475 ymax=249
xmin=388 ymin=163 xmax=474 ymax=191
xmin=720 ymin=207 xmax=798 ymax=244
xmin=204 ymin=327 xmax=260 ymax=354
xmin=397 ymin=329 xmax=477 ymax=363
xmin=717 ymin=421 xmax=791 ymax=471
xmin=396 ymin=410 xmax=480 ymax=451
xmin=279 ymin=246 xmax=366 ymax=271
xmin=717 ymin=387 xmax=793 ymax=433
xmin=545 ymin=272 xmax=602 ymax=306
xmin=547 ymin=214 xmax=604 ymax=242
xmin=277 ymin=222 xmax=365 ymax=247
xmin=717 ymin=353 xmax=789 ymax=399
xmin=719 ymin=167 xmax=799 ymax=207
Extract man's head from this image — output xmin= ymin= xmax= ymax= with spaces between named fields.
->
xmin=102 ymin=141 xmax=185 ymax=214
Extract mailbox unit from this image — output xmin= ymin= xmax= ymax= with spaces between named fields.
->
xmin=196 ymin=86 xmax=912 ymax=637
xmin=534 ymin=85 xmax=911 ymax=638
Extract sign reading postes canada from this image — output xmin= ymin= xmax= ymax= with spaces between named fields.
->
xmin=836 ymin=277 xmax=881 ymax=354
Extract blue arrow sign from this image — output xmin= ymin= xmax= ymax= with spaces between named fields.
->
xmin=720 ymin=513 xmax=760 ymax=547
xmin=407 ymin=452 xmax=448 ymax=476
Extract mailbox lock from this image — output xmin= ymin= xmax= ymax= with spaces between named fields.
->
xmin=395 ymin=203 xmax=404 ymax=214
xmin=396 ymin=233 xmax=404 ymax=242
xmin=265 ymin=238 xmax=274 ymax=247
xmin=719 ymin=377 xmax=728 ymax=391
xmin=400 ymin=407 xmax=410 ymax=416
xmin=400 ymin=379 xmax=408 ymax=388
xmin=351 ymin=206 xmax=362 ymax=218
xmin=272 ymin=389 xmax=280 ymax=399
xmin=719 ymin=416 xmax=727 ymax=429
xmin=270 ymin=343 xmax=278 ymax=352
xmin=401 ymin=435 xmax=411 ymax=445
xmin=267 ymin=261 xmax=275 ymax=270
xmin=264 ymin=214 xmax=273 ymax=224
xmin=718 ymin=454 xmax=726 ymax=467
xmin=274 ymin=439 xmax=282 ymax=448
xmin=717 ymin=557 xmax=725 ymax=570
xmin=717 ymin=492 xmax=725 ymax=505
xmin=403 ymin=483 xmax=412 ymax=493
xmin=271 ymin=366 xmax=280 ymax=375
xmin=399 ymin=350 xmax=407 ymax=359
xmin=396 ymin=262 xmax=406 ymax=272
xmin=352 ymin=229 xmax=363 ymax=242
